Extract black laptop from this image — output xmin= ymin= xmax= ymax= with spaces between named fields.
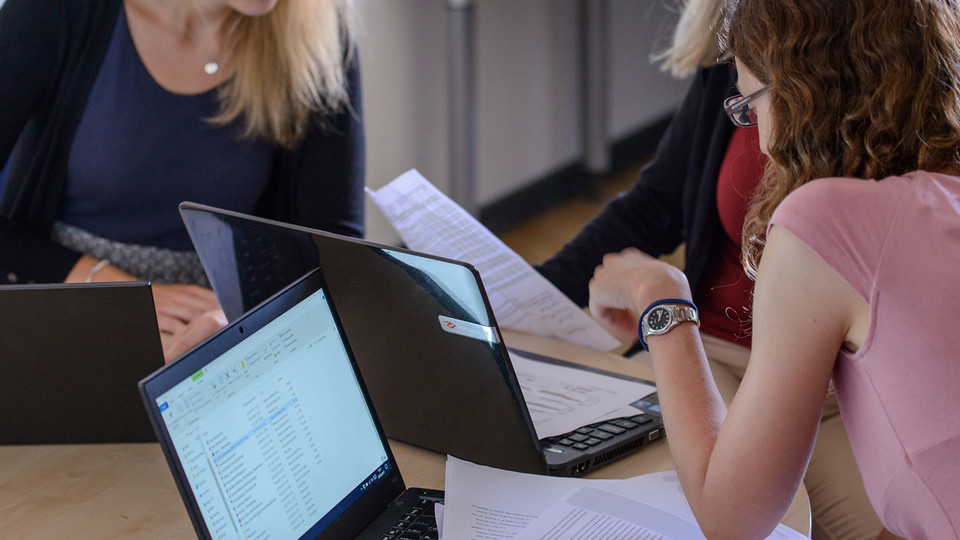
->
xmin=139 ymin=269 xmax=443 ymax=539
xmin=0 ymin=281 xmax=162 ymax=444
xmin=179 ymin=203 xmax=664 ymax=477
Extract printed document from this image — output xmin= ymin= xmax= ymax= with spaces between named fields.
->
xmin=441 ymin=456 xmax=809 ymax=540
xmin=510 ymin=351 xmax=655 ymax=439
xmin=521 ymin=487 xmax=702 ymax=539
xmin=366 ymin=169 xmax=621 ymax=351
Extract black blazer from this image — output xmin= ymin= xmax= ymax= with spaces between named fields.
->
xmin=537 ymin=64 xmax=739 ymax=307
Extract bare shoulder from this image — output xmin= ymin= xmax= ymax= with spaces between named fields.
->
xmin=757 ymin=225 xmax=869 ymax=353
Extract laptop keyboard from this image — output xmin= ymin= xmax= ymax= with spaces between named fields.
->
xmin=380 ymin=494 xmax=441 ymax=540
xmin=544 ymin=413 xmax=658 ymax=452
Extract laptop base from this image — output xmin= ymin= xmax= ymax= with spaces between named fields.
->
xmin=357 ymin=489 xmax=444 ymax=540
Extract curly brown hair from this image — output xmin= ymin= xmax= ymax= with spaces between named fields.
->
xmin=719 ymin=0 xmax=960 ymax=277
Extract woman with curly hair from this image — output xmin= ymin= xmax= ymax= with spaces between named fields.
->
xmin=541 ymin=0 xmax=882 ymax=534
xmin=588 ymin=0 xmax=960 ymax=538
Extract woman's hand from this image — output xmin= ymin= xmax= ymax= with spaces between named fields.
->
xmin=587 ymin=248 xmax=692 ymax=338
xmin=65 ymin=256 xmax=226 ymax=363
xmin=162 ymin=308 xmax=228 ymax=363
xmin=151 ymin=283 xmax=221 ymax=335
xmin=68 ymin=255 xmax=219 ymax=332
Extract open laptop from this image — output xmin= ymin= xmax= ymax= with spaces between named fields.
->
xmin=0 ymin=281 xmax=161 ymax=444
xmin=179 ymin=203 xmax=664 ymax=477
xmin=139 ymin=268 xmax=443 ymax=540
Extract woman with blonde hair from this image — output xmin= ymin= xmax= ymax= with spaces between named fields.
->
xmin=588 ymin=0 xmax=960 ymax=537
xmin=540 ymin=1 xmax=881 ymax=537
xmin=0 ymin=0 xmax=364 ymax=359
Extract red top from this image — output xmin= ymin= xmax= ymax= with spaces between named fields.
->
xmin=695 ymin=127 xmax=766 ymax=347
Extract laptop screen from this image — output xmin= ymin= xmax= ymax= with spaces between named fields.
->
xmin=153 ymin=285 xmax=392 ymax=539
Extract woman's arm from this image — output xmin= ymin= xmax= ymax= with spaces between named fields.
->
xmin=588 ymin=225 xmax=865 ymax=539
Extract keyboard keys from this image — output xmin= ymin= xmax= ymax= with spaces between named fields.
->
xmin=612 ymin=419 xmax=640 ymax=429
xmin=597 ymin=423 xmax=626 ymax=435
xmin=629 ymin=414 xmax=653 ymax=425
xmin=589 ymin=429 xmax=614 ymax=440
xmin=584 ymin=437 xmax=602 ymax=446
xmin=406 ymin=523 xmax=430 ymax=534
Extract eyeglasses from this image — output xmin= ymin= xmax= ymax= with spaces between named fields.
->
xmin=723 ymin=84 xmax=772 ymax=128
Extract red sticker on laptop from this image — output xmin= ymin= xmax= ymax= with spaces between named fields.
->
xmin=438 ymin=315 xmax=500 ymax=344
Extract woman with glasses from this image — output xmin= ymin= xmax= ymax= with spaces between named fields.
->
xmin=589 ymin=0 xmax=960 ymax=538
xmin=538 ymin=0 xmax=881 ymax=537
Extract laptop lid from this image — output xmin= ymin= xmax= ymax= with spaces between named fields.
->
xmin=139 ymin=269 xmax=409 ymax=540
xmin=0 ymin=281 xmax=161 ymax=444
xmin=180 ymin=202 xmax=548 ymax=475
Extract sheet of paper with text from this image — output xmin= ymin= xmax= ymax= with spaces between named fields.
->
xmin=366 ymin=169 xmax=621 ymax=351
xmin=510 ymin=351 xmax=655 ymax=439
xmin=440 ymin=457 xmax=809 ymax=540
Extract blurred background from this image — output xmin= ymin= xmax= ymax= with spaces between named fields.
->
xmin=355 ymin=1 xmax=689 ymax=245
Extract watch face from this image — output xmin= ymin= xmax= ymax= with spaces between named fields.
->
xmin=647 ymin=307 xmax=671 ymax=331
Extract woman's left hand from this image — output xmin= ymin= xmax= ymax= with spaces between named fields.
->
xmin=587 ymin=248 xmax=693 ymax=338
xmin=162 ymin=308 xmax=228 ymax=363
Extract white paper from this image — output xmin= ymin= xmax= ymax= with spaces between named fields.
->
xmin=441 ymin=457 xmax=808 ymax=540
xmin=435 ymin=503 xmax=445 ymax=540
xmin=510 ymin=352 xmax=656 ymax=439
xmin=366 ymin=170 xmax=621 ymax=351
xmin=441 ymin=456 xmax=659 ymax=540
xmin=521 ymin=486 xmax=702 ymax=539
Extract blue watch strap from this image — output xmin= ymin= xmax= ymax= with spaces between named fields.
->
xmin=637 ymin=298 xmax=698 ymax=351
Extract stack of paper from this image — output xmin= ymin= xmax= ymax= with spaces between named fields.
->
xmin=438 ymin=457 xmax=808 ymax=540
xmin=366 ymin=169 xmax=621 ymax=351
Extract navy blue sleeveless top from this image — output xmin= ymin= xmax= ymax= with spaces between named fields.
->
xmin=63 ymin=7 xmax=273 ymax=251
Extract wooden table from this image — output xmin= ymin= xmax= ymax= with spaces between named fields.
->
xmin=0 ymin=331 xmax=810 ymax=538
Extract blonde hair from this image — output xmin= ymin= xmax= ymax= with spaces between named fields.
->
xmin=655 ymin=0 xmax=724 ymax=78
xmin=213 ymin=0 xmax=357 ymax=148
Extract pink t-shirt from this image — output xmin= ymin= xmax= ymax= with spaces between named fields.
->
xmin=770 ymin=171 xmax=960 ymax=539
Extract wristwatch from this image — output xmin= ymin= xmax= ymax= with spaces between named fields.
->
xmin=638 ymin=299 xmax=700 ymax=351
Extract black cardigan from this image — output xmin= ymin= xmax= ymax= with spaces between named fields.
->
xmin=537 ymin=64 xmax=739 ymax=307
xmin=0 ymin=0 xmax=365 ymax=284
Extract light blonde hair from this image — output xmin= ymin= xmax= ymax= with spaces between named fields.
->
xmin=213 ymin=0 xmax=357 ymax=148
xmin=655 ymin=0 xmax=724 ymax=78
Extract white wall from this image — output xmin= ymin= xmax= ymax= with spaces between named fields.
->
xmin=357 ymin=0 xmax=690 ymax=244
